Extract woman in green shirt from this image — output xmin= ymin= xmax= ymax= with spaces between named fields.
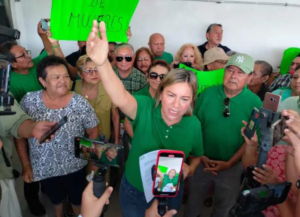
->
xmin=86 ymin=21 xmax=203 ymax=217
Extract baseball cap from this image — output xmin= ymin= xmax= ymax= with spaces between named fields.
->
xmin=202 ymin=47 xmax=229 ymax=66
xmin=225 ymin=53 xmax=254 ymax=74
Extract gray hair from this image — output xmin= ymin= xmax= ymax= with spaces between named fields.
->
xmin=255 ymin=60 xmax=273 ymax=77
xmin=206 ymin=23 xmax=222 ymax=34
xmin=114 ymin=43 xmax=134 ymax=55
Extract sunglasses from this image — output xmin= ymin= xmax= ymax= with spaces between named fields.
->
xmin=116 ymin=56 xmax=133 ymax=62
xmin=83 ymin=68 xmax=98 ymax=75
xmin=149 ymin=72 xmax=165 ymax=80
xmin=223 ymin=98 xmax=230 ymax=117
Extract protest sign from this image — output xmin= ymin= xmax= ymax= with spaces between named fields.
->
xmin=50 ymin=0 xmax=139 ymax=42
xmin=179 ymin=63 xmax=224 ymax=94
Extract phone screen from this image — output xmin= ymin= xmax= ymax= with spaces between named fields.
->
xmin=272 ymin=118 xmax=288 ymax=146
xmin=74 ymin=137 xmax=123 ymax=168
xmin=152 ymin=151 xmax=184 ymax=197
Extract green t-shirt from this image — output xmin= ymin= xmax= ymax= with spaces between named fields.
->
xmin=161 ymin=174 xmax=179 ymax=190
xmin=134 ymin=83 xmax=152 ymax=99
xmin=280 ymin=96 xmax=300 ymax=113
xmin=194 ymin=85 xmax=262 ymax=161
xmin=0 ymin=97 xmax=31 ymax=179
xmin=125 ymin=96 xmax=204 ymax=192
xmin=154 ymin=51 xmax=173 ymax=65
xmin=10 ymin=51 xmax=48 ymax=102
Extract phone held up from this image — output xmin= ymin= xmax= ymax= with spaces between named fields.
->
xmin=41 ymin=19 xmax=48 ymax=31
xmin=74 ymin=137 xmax=123 ymax=168
xmin=152 ymin=150 xmax=185 ymax=198
xmin=244 ymin=107 xmax=260 ymax=140
xmin=262 ymin=93 xmax=281 ymax=112
xmin=39 ymin=116 xmax=67 ymax=144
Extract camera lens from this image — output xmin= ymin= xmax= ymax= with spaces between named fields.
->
xmin=270 ymin=98 xmax=275 ymax=102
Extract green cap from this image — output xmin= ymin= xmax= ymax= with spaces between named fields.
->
xmin=225 ymin=53 xmax=254 ymax=74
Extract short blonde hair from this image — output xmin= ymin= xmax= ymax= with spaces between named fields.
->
xmin=155 ymin=69 xmax=198 ymax=116
xmin=175 ymin=44 xmax=203 ymax=70
xmin=76 ymin=54 xmax=92 ymax=76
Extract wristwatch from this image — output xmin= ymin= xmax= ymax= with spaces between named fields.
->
xmin=296 ymin=180 xmax=300 ymax=189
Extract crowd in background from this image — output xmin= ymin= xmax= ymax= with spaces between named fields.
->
xmin=0 ymin=19 xmax=300 ymax=217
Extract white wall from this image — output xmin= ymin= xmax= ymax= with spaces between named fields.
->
xmin=10 ymin=0 xmax=300 ymax=70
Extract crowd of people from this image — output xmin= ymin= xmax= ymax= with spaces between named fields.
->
xmin=0 ymin=18 xmax=300 ymax=217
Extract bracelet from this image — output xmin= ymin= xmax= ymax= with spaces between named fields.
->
xmin=52 ymin=44 xmax=60 ymax=49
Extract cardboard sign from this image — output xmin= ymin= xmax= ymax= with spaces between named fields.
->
xmin=179 ymin=63 xmax=224 ymax=94
xmin=50 ymin=0 xmax=139 ymax=42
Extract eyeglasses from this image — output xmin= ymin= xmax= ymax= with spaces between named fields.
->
xmin=15 ymin=50 xmax=31 ymax=59
xmin=223 ymin=98 xmax=230 ymax=117
xmin=83 ymin=68 xmax=98 ymax=75
xmin=116 ymin=56 xmax=132 ymax=62
xmin=149 ymin=72 xmax=165 ymax=80
xmin=137 ymin=57 xmax=150 ymax=62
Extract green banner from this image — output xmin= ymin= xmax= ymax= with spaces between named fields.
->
xmin=50 ymin=0 xmax=139 ymax=42
xmin=179 ymin=63 xmax=224 ymax=94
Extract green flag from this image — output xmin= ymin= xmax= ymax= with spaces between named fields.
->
xmin=179 ymin=63 xmax=224 ymax=94
xmin=50 ymin=0 xmax=139 ymax=42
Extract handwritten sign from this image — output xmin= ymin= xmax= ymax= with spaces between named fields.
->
xmin=50 ymin=0 xmax=139 ymax=42
xmin=179 ymin=64 xmax=225 ymax=94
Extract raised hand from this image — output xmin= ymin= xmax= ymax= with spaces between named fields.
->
xmin=86 ymin=20 xmax=109 ymax=67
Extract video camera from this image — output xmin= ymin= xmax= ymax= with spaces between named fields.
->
xmin=0 ymin=25 xmax=21 ymax=115
xmin=230 ymin=106 xmax=292 ymax=217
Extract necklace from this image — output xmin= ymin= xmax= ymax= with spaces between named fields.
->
xmin=82 ymin=83 xmax=99 ymax=109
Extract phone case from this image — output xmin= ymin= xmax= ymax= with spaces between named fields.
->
xmin=244 ymin=108 xmax=260 ymax=140
xmin=263 ymin=93 xmax=281 ymax=112
xmin=152 ymin=150 xmax=185 ymax=198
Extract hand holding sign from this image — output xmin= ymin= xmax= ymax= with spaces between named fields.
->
xmin=87 ymin=20 xmax=108 ymax=67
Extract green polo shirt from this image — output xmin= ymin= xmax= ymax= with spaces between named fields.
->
xmin=134 ymin=84 xmax=152 ymax=99
xmin=154 ymin=51 xmax=173 ymax=65
xmin=125 ymin=96 xmax=204 ymax=192
xmin=194 ymin=85 xmax=262 ymax=161
xmin=10 ymin=51 xmax=48 ymax=103
xmin=0 ymin=97 xmax=32 ymax=179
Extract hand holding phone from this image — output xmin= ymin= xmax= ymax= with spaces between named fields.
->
xmin=152 ymin=150 xmax=185 ymax=198
xmin=39 ymin=116 xmax=67 ymax=144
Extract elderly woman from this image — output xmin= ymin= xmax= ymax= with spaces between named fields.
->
xmin=171 ymin=43 xmax=203 ymax=70
xmin=20 ymin=55 xmax=99 ymax=217
xmin=272 ymin=66 xmax=300 ymax=102
xmin=75 ymin=54 xmax=120 ymax=144
xmin=133 ymin=47 xmax=155 ymax=75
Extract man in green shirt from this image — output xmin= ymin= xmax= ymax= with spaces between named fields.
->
xmin=148 ymin=33 xmax=173 ymax=65
xmin=0 ymin=99 xmax=56 ymax=217
xmin=185 ymin=54 xmax=262 ymax=217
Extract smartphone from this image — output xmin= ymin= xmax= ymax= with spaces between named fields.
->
xmin=271 ymin=117 xmax=289 ymax=146
xmin=41 ymin=19 xmax=48 ymax=31
xmin=39 ymin=116 xmax=67 ymax=144
xmin=152 ymin=150 xmax=185 ymax=197
xmin=263 ymin=93 xmax=281 ymax=112
xmin=244 ymin=108 xmax=260 ymax=140
xmin=74 ymin=137 xmax=123 ymax=168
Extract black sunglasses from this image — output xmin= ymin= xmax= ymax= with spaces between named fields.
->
xmin=116 ymin=56 xmax=132 ymax=62
xmin=223 ymin=98 xmax=230 ymax=117
xmin=149 ymin=72 xmax=165 ymax=80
